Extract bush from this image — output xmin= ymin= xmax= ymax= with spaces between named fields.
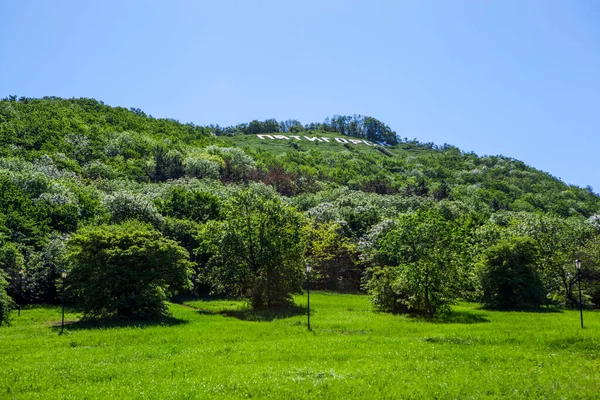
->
xmin=305 ymin=221 xmax=360 ymax=291
xmin=67 ymin=221 xmax=193 ymax=320
xmin=103 ymin=192 xmax=164 ymax=226
xmin=479 ymin=237 xmax=546 ymax=310
xmin=0 ymin=271 xmax=14 ymax=325
xmin=204 ymin=146 xmax=255 ymax=182
xmin=183 ymin=155 xmax=221 ymax=180
xmin=363 ymin=267 xmax=402 ymax=313
xmin=157 ymin=187 xmax=221 ymax=222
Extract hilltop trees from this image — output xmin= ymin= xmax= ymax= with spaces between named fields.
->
xmin=208 ymin=114 xmax=399 ymax=145
xmin=323 ymin=115 xmax=399 ymax=145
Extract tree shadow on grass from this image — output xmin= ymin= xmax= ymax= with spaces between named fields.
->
xmin=548 ymin=337 xmax=599 ymax=352
xmin=220 ymin=305 xmax=306 ymax=322
xmin=48 ymin=315 xmax=187 ymax=332
xmin=171 ymin=294 xmax=232 ymax=304
xmin=479 ymin=305 xmax=563 ymax=314
xmin=411 ymin=310 xmax=490 ymax=324
xmin=193 ymin=305 xmax=306 ymax=322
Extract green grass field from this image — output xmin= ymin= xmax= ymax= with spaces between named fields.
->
xmin=219 ymin=131 xmax=430 ymax=157
xmin=1 ymin=293 xmax=598 ymax=399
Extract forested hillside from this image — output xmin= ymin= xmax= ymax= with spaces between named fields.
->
xmin=1 ymin=96 xmax=600 ymax=323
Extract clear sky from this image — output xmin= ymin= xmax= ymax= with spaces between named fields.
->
xmin=1 ymin=1 xmax=598 ymax=190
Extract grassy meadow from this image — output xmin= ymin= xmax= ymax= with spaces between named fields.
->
xmin=1 ymin=293 xmax=599 ymax=399
xmin=220 ymin=131 xmax=433 ymax=157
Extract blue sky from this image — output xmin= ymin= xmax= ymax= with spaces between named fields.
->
xmin=1 ymin=1 xmax=599 ymax=190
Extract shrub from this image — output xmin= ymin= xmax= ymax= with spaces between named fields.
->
xmin=0 ymin=271 xmax=14 ymax=325
xmin=479 ymin=237 xmax=546 ymax=310
xmin=157 ymin=187 xmax=221 ymax=222
xmin=204 ymin=146 xmax=255 ymax=182
xmin=103 ymin=192 xmax=164 ymax=226
xmin=183 ymin=155 xmax=221 ymax=180
xmin=363 ymin=267 xmax=402 ymax=313
xmin=67 ymin=221 xmax=193 ymax=320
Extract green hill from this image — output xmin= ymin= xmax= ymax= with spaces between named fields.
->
xmin=224 ymin=129 xmax=599 ymax=217
xmin=1 ymin=96 xmax=597 ymax=216
xmin=1 ymin=96 xmax=600 ymax=321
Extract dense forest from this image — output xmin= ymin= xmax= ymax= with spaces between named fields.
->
xmin=1 ymin=96 xmax=600 ymax=323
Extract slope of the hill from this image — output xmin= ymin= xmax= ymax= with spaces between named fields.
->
xmin=1 ymin=96 xmax=600 ymax=313
xmin=1 ymin=96 xmax=597 ymax=218
xmin=223 ymin=131 xmax=599 ymax=217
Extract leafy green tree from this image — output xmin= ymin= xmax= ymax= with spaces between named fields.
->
xmin=0 ymin=270 xmax=14 ymax=326
xmin=103 ymin=131 xmax=155 ymax=160
xmin=149 ymin=146 xmax=185 ymax=182
xmin=0 ymin=173 xmax=50 ymax=245
xmin=247 ymin=119 xmax=280 ymax=135
xmin=157 ymin=187 xmax=220 ymax=222
xmin=362 ymin=266 xmax=402 ymax=313
xmin=478 ymin=237 xmax=546 ymax=310
xmin=203 ymin=146 xmax=256 ymax=183
xmin=404 ymin=176 xmax=429 ymax=197
xmin=279 ymin=119 xmax=303 ymax=133
xmin=510 ymin=213 xmax=593 ymax=306
xmin=183 ymin=154 xmax=221 ymax=180
xmin=67 ymin=221 xmax=193 ymax=320
xmin=366 ymin=210 xmax=458 ymax=317
xmin=305 ymin=221 xmax=360 ymax=291
xmin=433 ymin=180 xmax=451 ymax=201
xmin=103 ymin=192 xmax=164 ymax=226
xmin=576 ymin=235 xmax=600 ymax=308
xmin=21 ymin=234 xmax=69 ymax=303
xmin=0 ymin=242 xmax=25 ymax=300
xmin=204 ymin=185 xmax=305 ymax=308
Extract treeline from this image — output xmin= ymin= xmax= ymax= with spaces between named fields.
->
xmin=1 ymin=97 xmax=600 ymax=324
xmin=208 ymin=114 xmax=399 ymax=145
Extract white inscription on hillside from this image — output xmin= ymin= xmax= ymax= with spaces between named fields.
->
xmin=256 ymin=134 xmax=374 ymax=146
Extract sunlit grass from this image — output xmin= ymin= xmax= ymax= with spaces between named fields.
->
xmin=1 ymin=293 xmax=599 ymax=399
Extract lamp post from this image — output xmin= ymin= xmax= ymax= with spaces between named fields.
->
xmin=306 ymin=263 xmax=312 ymax=331
xmin=61 ymin=270 xmax=67 ymax=333
xmin=575 ymin=259 xmax=583 ymax=328
xmin=18 ymin=268 xmax=24 ymax=316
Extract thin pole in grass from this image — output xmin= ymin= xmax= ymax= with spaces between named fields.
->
xmin=575 ymin=259 xmax=583 ymax=328
xmin=18 ymin=268 xmax=24 ymax=316
xmin=61 ymin=270 xmax=67 ymax=334
xmin=306 ymin=263 xmax=312 ymax=331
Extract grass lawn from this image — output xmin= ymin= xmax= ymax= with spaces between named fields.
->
xmin=1 ymin=292 xmax=599 ymax=399
xmin=220 ymin=131 xmax=431 ymax=157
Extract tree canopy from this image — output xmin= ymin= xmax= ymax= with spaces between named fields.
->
xmin=201 ymin=185 xmax=305 ymax=308
xmin=67 ymin=221 xmax=193 ymax=320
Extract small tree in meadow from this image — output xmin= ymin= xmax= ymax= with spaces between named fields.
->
xmin=479 ymin=236 xmax=546 ymax=310
xmin=67 ymin=221 xmax=193 ymax=320
xmin=365 ymin=210 xmax=459 ymax=317
xmin=204 ymin=185 xmax=305 ymax=308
